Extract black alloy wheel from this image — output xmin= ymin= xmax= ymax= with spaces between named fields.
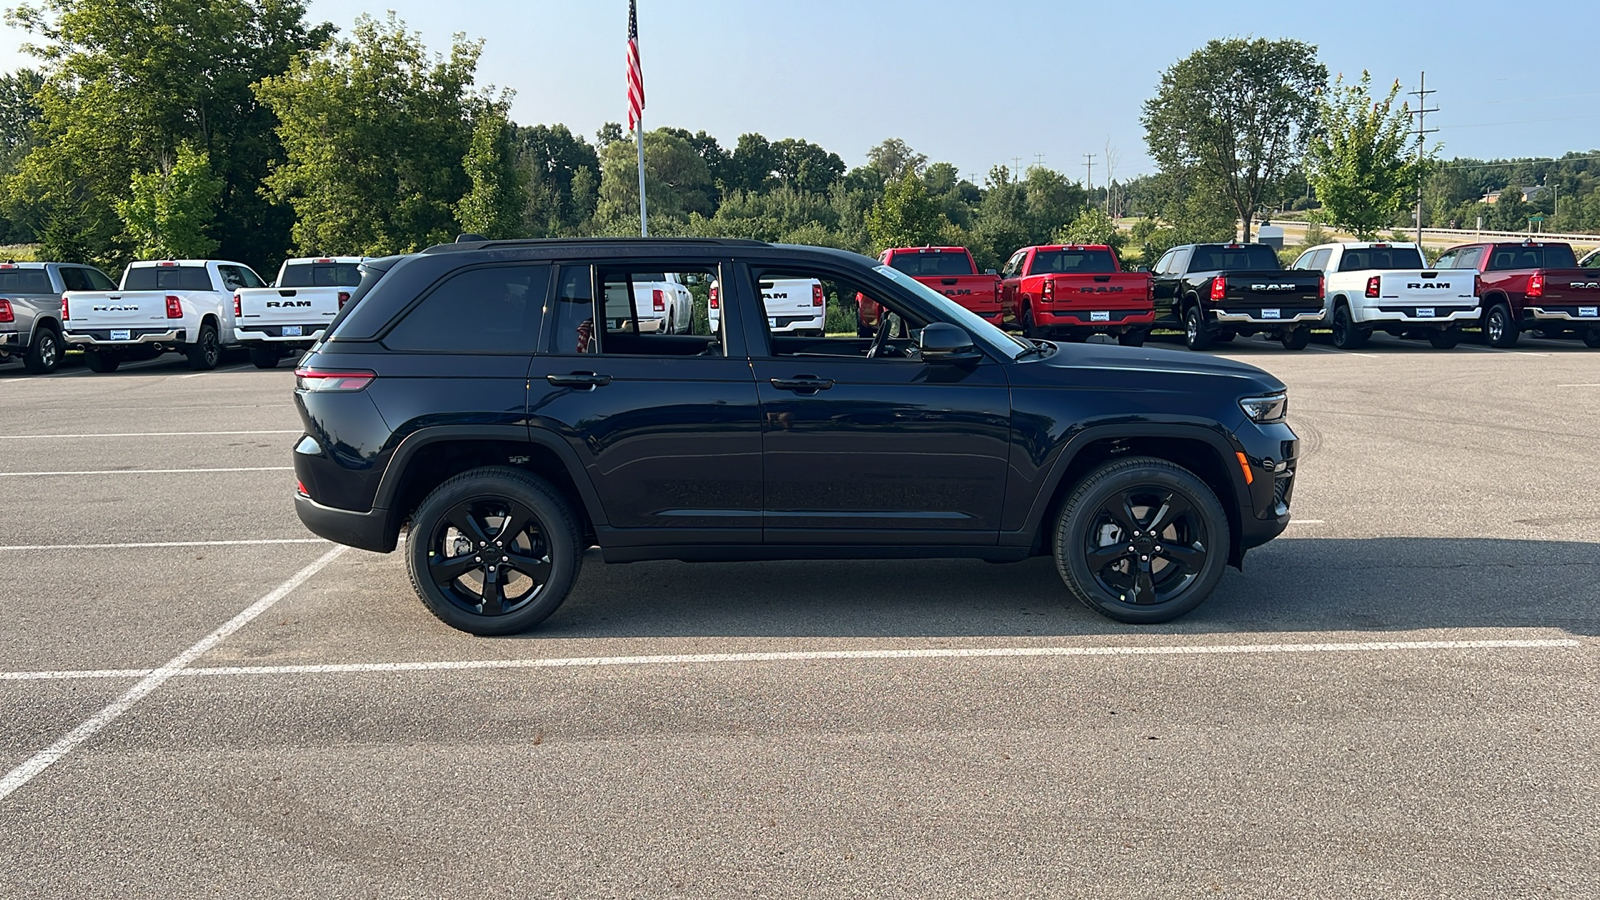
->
xmin=1485 ymin=304 xmax=1519 ymax=348
xmin=1331 ymin=305 xmax=1367 ymax=350
xmin=406 ymin=467 xmax=581 ymax=635
xmin=187 ymin=322 xmax=221 ymax=370
xmin=1021 ymin=307 xmax=1041 ymax=340
xmin=1279 ymin=327 xmax=1310 ymax=350
xmin=1183 ymin=306 xmax=1212 ymax=351
xmin=22 ymin=328 xmax=61 ymax=374
xmin=1054 ymin=457 xmax=1230 ymax=624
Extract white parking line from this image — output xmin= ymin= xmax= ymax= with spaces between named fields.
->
xmin=0 ymin=538 xmax=326 ymax=552
xmin=1286 ymin=519 xmax=1325 ymax=525
xmin=1558 ymin=383 xmax=1600 ymax=388
xmin=180 ymin=364 xmax=255 ymax=379
xmin=0 ymin=545 xmax=346 ymax=802
xmin=1307 ymin=346 xmax=1377 ymax=358
xmin=0 ymin=638 xmax=1581 ymax=685
xmin=0 ymin=466 xmax=292 ymax=477
xmin=0 ymin=430 xmax=299 ymax=440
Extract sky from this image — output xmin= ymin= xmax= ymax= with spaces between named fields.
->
xmin=2 ymin=0 xmax=1596 ymax=185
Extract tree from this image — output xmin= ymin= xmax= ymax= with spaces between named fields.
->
xmin=1053 ymin=207 xmax=1125 ymax=253
xmin=726 ymin=133 xmax=776 ymax=194
xmin=771 ymin=138 xmax=844 ymax=194
xmin=866 ymin=138 xmax=928 ymax=183
xmin=115 ymin=143 xmax=223 ymax=258
xmin=1306 ymin=72 xmax=1423 ymax=238
xmin=1143 ymin=38 xmax=1326 ymax=242
xmin=458 ymin=104 xmax=525 ymax=239
xmin=594 ymin=128 xmax=714 ymax=229
xmin=865 ymin=170 xmax=942 ymax=251
xmin=256 ymin=13 xmax=485 ymax=256
xmin=514 ymin=123 xmax=599 ymax=236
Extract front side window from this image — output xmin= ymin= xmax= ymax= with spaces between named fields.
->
xmin=83 ymin=267 xmax=116 ymax=290
xmin=756 ymin=267 xmax=926 ymax=361
xmin=1002 ymin=251 xmax=1027 ymax=279
xmin=383 ymin=264 xmax=550 ymax=353
xmin=218 ymin=265 xmax=266 ymax=290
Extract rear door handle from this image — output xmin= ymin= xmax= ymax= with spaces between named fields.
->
xmin=770 ymin=376 xmax=834 ymax=393
xmin=547 ymin=372 xmax=612 ymax=388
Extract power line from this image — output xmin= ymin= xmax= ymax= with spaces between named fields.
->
xmin=1409 ymin=72 xmax=1439 ymax=242
xmin=1083 ymin=153 xmax=1096 ymax=191
xmin=1435 ymin=152 xmax=1600 ymax=171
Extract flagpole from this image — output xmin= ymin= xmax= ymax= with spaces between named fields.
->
xmin=636 ymin=116 xmax=648 ymax=237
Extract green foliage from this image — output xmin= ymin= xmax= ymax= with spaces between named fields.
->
xmin=515 ymin=123 xmax=597 ymax=236
xmin=595 ymin=128 xmax=715 ymax=230
xmin=866 ymin=171 xmax=942 ymax=252
xmin=458 ymin=105 xmax=524 ymax=239
xmin=1053 ymin=207 xmax=1125 ymax=252
xmin=866 ymin=138 xmax=928 ymax=183
xmin=1306 ymin=72 xmax=1422 ymax=239
xmin=115 ymin=143 xmax=223 ymax=258
xmin=1302 ymin=210 xmax=1329 ymax=245
xmin=1143 ymin=38 xmax=1327 ymax=241
xmin=256 ymin=13 xmax=484 ymax=256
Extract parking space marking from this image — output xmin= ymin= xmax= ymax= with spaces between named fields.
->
xmin=0 ymin=538 xmax=325 ymax=552
xmin=0 ymin=466 xmax=292 ymax=477
xmin=1286 ymin=519 xmax=1325 ymax=525
xmin=1558 ymin=383 xmax=1600 ymax=388
xmin=0 ymin=638 xmax=1580 ymax=685
xmin=180 ymin=364 xmax=256 ymax=378
xmin=0 ymin=430 xmax=298 ymax=440
xmin=1307 ymin=346 xmax=1377 ymax=358
xmin=0 ymin=545 xmax=346 ymax=802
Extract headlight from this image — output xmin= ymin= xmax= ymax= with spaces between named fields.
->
xmin=1239 ymin=391 xmax=1288 ymax=424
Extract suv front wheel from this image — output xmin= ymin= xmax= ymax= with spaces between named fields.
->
xmin=406 ymin=467 xmax=583 ymax=635
xmin=1052 ymin=457 xmax=1231 ymax=624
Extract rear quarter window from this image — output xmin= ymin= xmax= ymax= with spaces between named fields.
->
xmin=382 ymin=265 xmax=551 ymax=353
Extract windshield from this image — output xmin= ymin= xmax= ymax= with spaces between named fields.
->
xmin=1338 ymin=247 xmax=1425 ymax=271
xmin=875 ymin=265 xmax=1029 ymax=359
xmin=889 ymin=251 xmax=976 ymax=277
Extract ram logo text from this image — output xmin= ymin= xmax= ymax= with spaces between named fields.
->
xmin=1406 ymin=282 xmax=1452 ymax=290
xmin=266 ymin=300 xmax=313 ymax=308
xmin=1569 ymin=282 xmax=1600 ymax=290
xmin=1249 ymin=284 xmax=1297 ymax=291
xmin=92 ymin=305 xmax=139 ymax=311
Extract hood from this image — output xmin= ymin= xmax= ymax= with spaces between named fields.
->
xmin=1027 ymin=341 xmax=1285 ymax=391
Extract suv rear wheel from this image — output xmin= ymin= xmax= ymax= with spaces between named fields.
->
xmin=405 ymin=467 xmax=582 ymax=635
xmin=1052 ymin=456 xmax=1231 ymax=624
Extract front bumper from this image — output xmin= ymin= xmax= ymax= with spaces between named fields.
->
xmin=65 ymin=328 xmax=185 ymax=346
xmin=1234 ymin=420 xmax=1298 ymax=552
xmin=295 ymin=492 xmax=395 ymax=553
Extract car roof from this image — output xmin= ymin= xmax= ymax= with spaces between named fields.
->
xmin=418 ymin=237 xmax=879 ymax=269
xmin=127 ymin=259 xmax=250 ymax=267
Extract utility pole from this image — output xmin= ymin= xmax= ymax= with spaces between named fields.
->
xmin=1012 ymin=156 xmax=1022 ymax=181
xmin=1083 ymin=153 xmax=1095 ymax=192
xmin=1408 ymin=72 xmax=1439 ymax=248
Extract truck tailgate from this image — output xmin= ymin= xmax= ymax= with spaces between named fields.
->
xmin=237 ymin=286 xmax=342 ymax=334
xmin=1222 ymin=272 xmax=1323 ymax=313
xmin=1042 ymin=273 xmax=1151 ymax=310
xmin=64 ymin=291 xmax=176 ymax=330
xmin=759 ymin=278 xmax=822 ymax=318
xmin=1533 ymin=270 xmax=1600 ymax=318
xmin=917 ymin=275 xmax=1001 ymax=312
xmin=1368 ymin=270 xmax=1476 ymax=313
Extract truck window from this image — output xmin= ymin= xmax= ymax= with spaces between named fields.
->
xmin=1029 ymin=249 xmax=1116 ymax=274
xmin=888 ymin=252 xmax=976 ymax=277
xmin=1432 ymin=251 xmax=1458 ymax=269
xmin=218 ymin=265 xmax=266 ymax=290
xmin=383 ymin=265 xmax=550 ymax=354
xmin=1190 ymin=245 xmax=1281 ymax=271
xmin=124 ymin=266 xmax=213 ymax=291
xmin=83 ymin=267 xmax=116 ymax=290
xmin=280 ymin=263 xmax=364 ymax=287
xmin=1152 ymin=250 xmax=1175 ymax=275
xmin=1338 ymin=247 xmax=1424 ymax=271
xmin=0 ymin=269 xmax=53 ymax=293
xmin=1487 ymin=245 xmax=1578 ymax=270
xmin=1001 ymin=251 xmax=1027 ymax=279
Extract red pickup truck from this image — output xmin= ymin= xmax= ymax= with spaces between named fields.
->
xmin=860 ymin=246 xmax=1001 ymax=335
xmin=1434 ymin=240 xmax=1600 ymax=348
xmin=998 ymin=244 xmax=1154 ymax=345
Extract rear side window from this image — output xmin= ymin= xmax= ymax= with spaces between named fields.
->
xmin=888 ymin=252 xmax=976 ymax=277
xmin=383 ymin=265 xmax=550 ymax=353
xmin=1029 ymin=249 xmax=1116 ymax=274
xmin=2 ymin=269 xmax=56 ymax=293
xmin=124 ymin=266 xmax=213 ymax=291
xmin=280 ymin=263 xmax=365 ymax=287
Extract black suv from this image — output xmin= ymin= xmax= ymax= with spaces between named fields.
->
xmin=293 ymin=238 xmax=1298 ymax=634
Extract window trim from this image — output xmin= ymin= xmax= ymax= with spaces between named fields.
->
xmin=742 ymin=261 xmax=954 ymax=363
xmin=544 ymin=259 xmax=735 ymax=359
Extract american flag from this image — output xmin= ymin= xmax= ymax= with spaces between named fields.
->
xmin=626 ymin=0 xmax=644 ymax=132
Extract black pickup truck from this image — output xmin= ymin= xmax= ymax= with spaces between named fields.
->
xmin=1150 ymin=243 xmax=1325 ymax=350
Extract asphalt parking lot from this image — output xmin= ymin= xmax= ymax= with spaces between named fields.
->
xmin=1 ymin=337 xmax=1597 ymax=899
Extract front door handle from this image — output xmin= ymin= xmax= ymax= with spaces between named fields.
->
xmin=770 ymin=376 xmax=834 ymax=393
xmin=547 ymin=372 xmax=612 ymax=388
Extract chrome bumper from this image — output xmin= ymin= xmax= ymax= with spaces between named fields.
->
xmin=1527 ymin=307 xmax=1600 ymax=322
xmin=1362 ymin=307 xmax=1481 ymax=324
xmin=64 ymin=329 xmax=184 ymax=346
xmin=1214 ymin=311 xmax=1325 ymax=325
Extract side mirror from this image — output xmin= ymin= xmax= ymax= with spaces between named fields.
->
xmin=920 ymin=322 xmax=982 ymax=365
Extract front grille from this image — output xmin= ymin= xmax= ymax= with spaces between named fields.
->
xmin=1274 ymin=472 xmax=1295 ymax=515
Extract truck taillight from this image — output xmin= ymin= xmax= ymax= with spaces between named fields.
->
xmin=294 ymin=366 xmax=375 ymax=392
xmin=1318 ymin=276 xmax=1326 ymax=300
xmin=652 ymin=289 xmax=664 ymax=312
xmin=337 ymin=291 xmax=351 ymax=309
xmin=0 ymin=299 xmax=11 ymax=324
xmin=61 ymin=295 xmax=69 ymax=320
xmin=233 ymin=293 xmax=242 ymax=316
xmin=812 ymin=283 xmax=824 ymax=306
xmin=1365 ymin=276 xmax=1380 ymax=299
xmin=1042 ymin=279 xmax=1054 ymax=301
xmin=709 ymin=286 xmax=719 ymax=309
xmin=1527 ymin=273 xmax=1544 ymax=299
xmin=165 ymin=295 xmax=183 ymax=318
xmin=1210 ymin=276 xmax=1226 ymax=302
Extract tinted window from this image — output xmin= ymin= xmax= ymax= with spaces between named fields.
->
xmin=383 ymin=265 xmax=550 ymax=353
xmin=596 ymin=266 xmax=722 ymax=356
xmin=1456 ymin=248 xmax=1484 ymax=271
xmin=1153 ymin=250 xmax=1175 ymax=275
xmin=1189 ymin=245 xmax=1281 ymax=271
xmin=1486 ymin=244 xmax=1579 ymax=270
xmin=1 ymin=269 xmax=56 ymax=293
xmin=280 ymin=263 xmax=364 ymax=288
xmin=84 ymin=267 xmax=116 ymax=290
xmin=1338 ymin=247 xmax=1425 ymax=271
xmin=1002 ymin=252 xmax=1027 ymax=279
xmin=888 ymin=251 xmax=977 ymax=277
xmin=218 ymin=265 xmax=265 ymax=289
xmin=124 ymin=265 xmax=213 ymax=291
xmin=1028 ymin=249 xmax=1116 ymax=274
xmin=548 ymin=265 xmax=597 ymax=355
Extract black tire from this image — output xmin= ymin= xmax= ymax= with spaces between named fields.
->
xmin=84 ymin=350 xmax=120 ymax=373
xmin=1052 ymin=456 xmax=1231 ymax=624
xmin=1585 ymin=327 xmax=1600 ymax=349
xmin=1331 ymin=304 xmax=1368 ymax=349
xmin=1183 ymin=305 xmax=1213 ymax=351
xmin=1428 ymin=330 xmax=1461 ymax=350
xmin=248 ymin=345 xmax=281 ymax=369
xmin=855 ymin=305 xmax=873 ymax=338
xmin=1212 ymin=331 xmax=1236 ymax=344
xmin=406 ymin=467 xmax=583 ymax=636
xmin=1117 ymin=329 xmax=1147 ymax=347
xmin=186 ymin=321 xmax=221 ymax=370
xmin=1485 ymin=304 xmax=1519 ymax=348
xmin=1021 ymin=307 xmax=1042 ymax=339
xmin=1279 ymin=328 xmax=1310 ymax=350
xmin=22 ymin=327 xmax=62 ymax=374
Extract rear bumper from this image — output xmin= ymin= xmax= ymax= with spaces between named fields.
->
xmin=1362 ymin=306 xmax=1480 ymax=325
xmin=770 ymin=314 xmax=825 ymax=334
xmin=294 ymin=492 xmax=395 ymax=553
xmin=65 ymin=328 xmax=185 ymax=346
xmin=1035 ymin=309 xmax=1154 ymax=328
xmin=1214 ymin=310 xmax=1324 ymax=325
xmin=1525 ymin=306 xmax=1600 ymax=322
xmin=235 ymin=327 xmax=325 ymax=343
xmin=0 ymin=331 xmax=16 ymax=348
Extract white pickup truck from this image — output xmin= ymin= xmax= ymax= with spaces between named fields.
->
xmin=63 ymin=259 xmax=267 ymax=372
xmin=233 ymin=257 xmax=364 ymax=368
xmin=602 ymin=271 xmax=696 ymax=334
xmin=709 ymin=276 xmax=825 ymax=335
xmin=1291 ymin=241 xmax=1479 ymax=349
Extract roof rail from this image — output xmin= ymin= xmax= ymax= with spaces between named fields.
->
xmin=422 ymin=236 xmax=774 ymax=254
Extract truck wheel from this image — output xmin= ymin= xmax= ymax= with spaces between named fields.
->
xmin=1117 ymin=329 xmax=1147 ymax=348
xmin=1052 ymin=456 xmax=1231 ymax=624
xmin=406 ymin=466 xmax=583 ymax=636
xmin=84 ymin=350 xmax=120 ymax=373
xmin=186 ymin=322 xmax=221 ymax=370
xmin=248 ymin=345 xmax=282 ymax=369
xmin=1021 ymin=307 xmax=1042 ymax=339
xmin=1183 ymin=306 xmax=1213 ymax=350
xmin=1428 ymin=330 xmax=1461 ymax=350
xmin=1331 ymin=305 xmax=1367 ymax=349
xmin=1585 ymin=327 xmax=1600 ymax=349
xmin=22 ymin=328 xmax=62 ymax=374
xmin=1485 ymin=304 xmax=1519 ymax=348
xmin=855 ymin=305 xmax=874 ymax=338
xmin=1279 ymin=328 xmax=1310 ymax=350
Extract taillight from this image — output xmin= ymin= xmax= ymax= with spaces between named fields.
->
xmin=294 ymin=366 xmax=375 ymax=392
xmin=1042 ymin=279 xmax=1054 ymax=301
xmin=1527 ymin=273 xmax=1544 ymax=299
xmin=1365 ymin=276 xmax=1379 ymax=299
xmin=61 ymin=295 xmax=69 ymax=320
xmin=337 ymin=291 xmax=351 ymax=309
xmin=708 ymin=286 xmax=719 ymax=309
xmin=233 ymin=292 xmax=241 ymax=316
xmin=0 ymin=299 xmax=11 ymax=324
xmin=295 ymin=479 xmax=310 ymax=497
xmin=165 ymin=295 xmax=182 ymax=318
xmin=652 ymin=289 xmax=664 ymax=312
xmin=1318 ymin=276 xmax=1326 ymax=300
xmin=812 ymin=283 xmax=824 ymax=307
xmin=1210 ymin=276 xmax=1226 ymax=302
